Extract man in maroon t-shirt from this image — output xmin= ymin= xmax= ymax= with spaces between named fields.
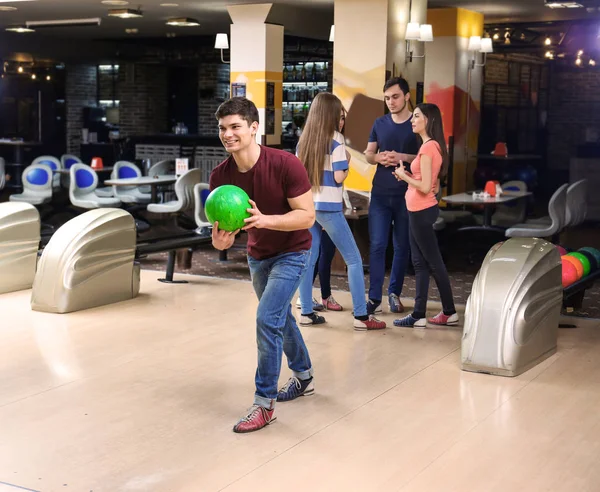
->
xmin=209 ymin=97 xmax=316 ymax=433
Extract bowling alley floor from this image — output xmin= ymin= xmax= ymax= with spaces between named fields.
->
xmin=1 ymin=270 xmax=600 ymax=491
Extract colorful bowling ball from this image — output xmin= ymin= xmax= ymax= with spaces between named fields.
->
xmin=204 ymin=185 xmax=252 ymax=232
xmin=555 ymin=245 xmax=568 ymax=256
xmin=577 ymin=250 xmax=598 ymax=272
xmin=561 ymin=258 xmax=578 ymax=288
xmin=568 ymin=252 xmax=591 ymax=277
xmin=562 ymin=255 xmax=583 ymax=280
xmin=579 ymin=247 xmax=600 ymax=268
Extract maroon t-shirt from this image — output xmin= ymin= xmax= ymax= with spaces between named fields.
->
xmin=209 ymin=146 xmax=312 ymax=260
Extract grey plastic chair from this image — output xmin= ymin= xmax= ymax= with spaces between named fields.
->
xmin=505 ymin=183 xmax=568 ymax=238
xmin=9 ymin=164 xmax=53 ymax=205
xmin=148 ymin=159 xmax=175 ymax=177
xmin=194 ymin=182 xmax=212 ymax=229
xmin=0 ymin=157 xmax=5 ymax=191
xmin=60 ymin=154 xmax=82 ymax=189
xmin=565 ymin=179 xmax=587 ymax=227
xmin=147 ymin=169 xmax=202 ymax=214
xmin=69 ymin=164 xmax=121 ymax=209
xmin=490 ymin=180 xmax=528 ymax=228
xmin=111 ymin=161 xmax=152 ymax=204
xmin=32 ymin=156 xmax=62 ymax=189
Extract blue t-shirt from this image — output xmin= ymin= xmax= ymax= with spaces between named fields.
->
xmin=368 ymin=113 xmax=420 ymax=196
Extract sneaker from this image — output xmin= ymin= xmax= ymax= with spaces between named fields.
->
xmin=276 ymin=376 xmax=314 ymax=402
xmin=300 ymin=312 xmax=327 ymax=326
xmin=367 ymin=299 xmax=383 ymax=315
xmin=296 ymin=297 xmax=325 ymax=312
xmin=232 ymin=404 xmax=276 ymax=433
xmin=388 ymin=293 xmax=404 ymax=314
xmin=353 ymin=315 xmax=386 ymax=331
xmin=393 ymin=314 xmax=427 ymax=328
xmin=428 ymin=312 xmax=459 ymax=326
xmin=322 ymin=296 xmax=343 ymax=311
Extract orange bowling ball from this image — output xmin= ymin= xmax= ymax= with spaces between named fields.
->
xmin=562 ymin=255 xmax=583 ymax=281
xmin=561 ymin=258 xmax=578 ymax=287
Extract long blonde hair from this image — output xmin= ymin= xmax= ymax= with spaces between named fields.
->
xmin=297 ymin=92 xmax=343 ymax=189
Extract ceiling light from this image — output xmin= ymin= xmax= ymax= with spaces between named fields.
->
xmin=578 ymin=49 xmax=584 ymax=56
xmin=5 ymin=25 xmax=35 ymax=33
xmin=545 ymin=1 xmax=583 ymax=7
xmin=17 ymin=66 xmax=23 ymax=72
xmin=545 ymin=50 xmax=554 ymax=59
xmin=101 ymin=0 xmax=129 ymax=4
xmin=46 ymin=75 xmax=51 ymax=81
xmin=590 ymin=59 xmax=596 ymax=66
xmin=160 ymin=3 xmax=179 ymax=6
xmin=0 ymin=6 xmax=18 ymax=11
xmin=166 ymin=17 xmax=199 ymax=27
xmin=575 ymin=58 xmax=582 ymax=65
xmin=108 ymin=8 xmax=142 ymax=18
xmin=545 ymin=37 xmax=552 ymax=45
xmin=26 ymin=18 xmax=101 ymax=28
xmin=31 ymin=74 xmax=36 ymax=80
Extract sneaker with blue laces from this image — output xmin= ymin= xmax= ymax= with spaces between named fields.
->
xmin=276 ymin=376 xmax=314 ymax=402
xmin=296 ymin=297 xmax=325 ymax=312
xmin=393 ymin=314 xmax=426 ymax=328
xmin=388 ymin=293 xmax=404 ymax=313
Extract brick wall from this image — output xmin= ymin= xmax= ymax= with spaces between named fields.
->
xmin=198 ymin=63 xmax=230 ymax=136
xmin=65 ymin=65 xmax=97 ymax=154
xmin=118 ymin=63 xmax=168 ymax=137
xmin=547 ymin=69 xmax=600 ymax=170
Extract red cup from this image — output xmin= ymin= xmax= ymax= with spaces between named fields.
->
xmin=484 ymin=180 xmax=497 ymax=197
xmin=91 ymin=157 xmax=103 ymax=170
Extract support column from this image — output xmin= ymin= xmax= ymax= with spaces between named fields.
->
xmin=332 ymin=0 xmax=428 ymax=192
xmin=227 ymin=3 xmax=283 ymax=146
xmin=424 ymin=8 xmax=484 ymax=194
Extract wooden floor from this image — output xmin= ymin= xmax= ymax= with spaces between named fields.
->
xmin=1 ymin=270 xmax=599 ymax=492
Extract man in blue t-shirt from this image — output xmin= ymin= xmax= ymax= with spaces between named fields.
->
xmin=364 ymin=77 xmax=419 ymax=315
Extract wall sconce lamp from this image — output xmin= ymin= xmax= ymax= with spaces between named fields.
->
xmin=214 ymin=33 xmax=230 ymax=64
xmin=405 ymin=22 xmax=433 ymax=62
xmin=329 ymin=25 xmax=335 ymax=43
xmin=468 ymin=36 xmax=493 ymax=69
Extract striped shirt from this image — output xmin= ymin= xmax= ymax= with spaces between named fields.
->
xmin=311 ymin=131 xmax=349 ymax=212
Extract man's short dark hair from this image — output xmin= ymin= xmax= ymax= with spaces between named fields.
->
xmin=383 ymin=77 xmax=410 ymax=95
xmin=215 ymin=97 xmax=260 ymax=126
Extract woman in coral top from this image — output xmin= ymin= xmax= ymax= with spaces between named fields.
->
xmin=392 ymin=103 xmax=457 ymax=328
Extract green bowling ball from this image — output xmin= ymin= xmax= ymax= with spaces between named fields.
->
xmin=568 ymin=252 xmax=591 ymax=277
xmin=205 ymin=185 xmax=252 ymax=232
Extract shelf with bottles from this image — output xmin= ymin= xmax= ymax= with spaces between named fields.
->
xmin=282 ymin=102 xmax=311 ymax=123
xmin=283 ymin=61 xmax=329 ymax=84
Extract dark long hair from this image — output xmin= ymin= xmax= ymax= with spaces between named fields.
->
xmin=415 ymin=103 xmax=449 ymax=180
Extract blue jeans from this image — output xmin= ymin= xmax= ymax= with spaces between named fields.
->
xmin=248 ymin=251 xmax=313 ymax=409
xmin=299 ymin=210 xmax=367 ymax=317
xmin=368 ymin=193 xmax=410 ymax=302
xmin=312 ymin=230 xmax=337 ymax=299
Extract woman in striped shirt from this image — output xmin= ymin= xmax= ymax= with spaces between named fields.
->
xmin=296 ymin=93 xmax=386 ymax=331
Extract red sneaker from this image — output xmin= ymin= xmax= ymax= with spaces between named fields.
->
xmin=322 ymin=296 xmax=343 ymax=311
xmin=428 ymin=312 xmax=459 ymax=326
xmin=353 ymin=315 xmax=386 ymax=331
xmin=233 ymin=404 xmax=276 ymax=433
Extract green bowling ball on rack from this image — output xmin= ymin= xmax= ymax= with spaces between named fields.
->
xmin=204 ymin=185 xmax=252 ymax=232
xmin=567 ymin=252 xmax=591 ymax=277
